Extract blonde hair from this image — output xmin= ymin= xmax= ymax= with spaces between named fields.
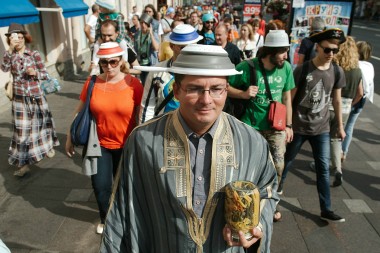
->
xmin=333 ymin=36 xmax=358 ymax=71
xmin=356 ymin=41 xmax=372 ymax=61
xmin=240 ymin=24 xmax=254 ymax=41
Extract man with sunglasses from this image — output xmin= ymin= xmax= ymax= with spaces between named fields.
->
xmin=100 ymin=44 xmax=279 ymax=253
xmin=280 ymin=28 xmax=347 ymax=223
xmin=198 ymin=13 xmax=216 ymax=45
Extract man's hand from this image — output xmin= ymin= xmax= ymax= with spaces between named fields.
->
xmin=337 ymin=127 xmax=346 ymax=141
xmin=223 ymin=225 xmax=262 ymax=248
xmin=243 ymin=85 xmax=258 ymax=99
xmin=285 ymin=127 xmax=293 ymax=143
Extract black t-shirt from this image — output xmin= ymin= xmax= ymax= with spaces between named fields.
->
xmin=298 ymin=37 xmax=315 ymax=62
xmin=223 ymin=42 xmax=241 ymax=66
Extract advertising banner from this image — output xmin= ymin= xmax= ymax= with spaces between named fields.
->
xmin=289 ymin=0 xmax=355 ymax=67
xmin=243 ymin=0 xmax=262 ymax=22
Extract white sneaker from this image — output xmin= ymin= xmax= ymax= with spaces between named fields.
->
xmin=47 ymin=149 xmax=55 ymax=158
xmin=96 ymin=223 xmax=104 ymax=234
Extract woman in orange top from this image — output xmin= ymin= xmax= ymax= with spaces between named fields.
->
xmin=65 ymin=42 xmax=143 ymax=234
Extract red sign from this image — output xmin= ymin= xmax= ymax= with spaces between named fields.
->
xmin=243 ymin=4 xmax=261 ymax=17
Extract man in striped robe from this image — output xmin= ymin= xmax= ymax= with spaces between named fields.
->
xmin=100 ymin=44 xmax=279 ymax=253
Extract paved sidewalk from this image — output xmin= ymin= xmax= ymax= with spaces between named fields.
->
xmin=0 ymin=79 xmax=380 ymax=252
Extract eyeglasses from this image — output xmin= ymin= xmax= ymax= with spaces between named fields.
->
xmin=180 ymin=86 xmax=227 ymax=98
xmin=319 ymin=45 xmax=339 ymax=54
xmin=99 ymin=59 xmax=120 ymax=68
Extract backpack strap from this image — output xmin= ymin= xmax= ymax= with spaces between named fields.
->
xmin=292 ymin=61 xmax=309 ymax=108
xmin=246 ymin=59 xmax=257 ymax=87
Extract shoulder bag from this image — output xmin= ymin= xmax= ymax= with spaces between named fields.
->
xmin=258 ymin=60 xmax=287 ymax=131
xmin=70 ymin=75 xmax=97 ymax=146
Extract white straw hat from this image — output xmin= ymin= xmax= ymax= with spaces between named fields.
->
xmin=167 ymin=24 xmax=203 ymax=45
xmin=96 ymin=42 xmax=124 ymax=58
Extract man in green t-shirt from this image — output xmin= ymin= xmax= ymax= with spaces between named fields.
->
xmin=228 ymin=30 xmax=295 ymax=221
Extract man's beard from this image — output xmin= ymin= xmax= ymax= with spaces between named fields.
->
xmin=270 ymin=55 xmax=285 ymax=69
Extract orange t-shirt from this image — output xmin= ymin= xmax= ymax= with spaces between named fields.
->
xmin=80 ymin=75 xmax=143 ymax=149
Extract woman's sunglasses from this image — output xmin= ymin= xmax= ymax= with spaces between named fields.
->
xmin=319 ymin=45 xmax=339 ymax=55
xmin=99 ymin=59 xmax=120 ymax=68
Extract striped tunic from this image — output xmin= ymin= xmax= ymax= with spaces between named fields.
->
xmin=101 ymin=111 xmax=279 ymax=253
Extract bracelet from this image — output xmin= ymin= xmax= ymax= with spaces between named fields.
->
xmin=286 ymin=124 xmax=292 ymax=129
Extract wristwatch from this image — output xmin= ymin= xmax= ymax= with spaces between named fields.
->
xmin=286 ymin=124 xmax=292 ymax=129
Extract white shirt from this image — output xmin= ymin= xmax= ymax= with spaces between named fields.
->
xmin=86 ymin=14 xmax=98 ymax=40
xmin=253 ymin=33 xmax=264 ymax=57
xmin=359 ymin=60 xmax=375 ymax=103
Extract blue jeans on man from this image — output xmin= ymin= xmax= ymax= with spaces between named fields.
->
xmin=281 ymin=132 xmax=331 ymax=212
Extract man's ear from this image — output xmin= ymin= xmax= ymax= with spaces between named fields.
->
xmin=173 ymin=82 xmax=180 ymax=99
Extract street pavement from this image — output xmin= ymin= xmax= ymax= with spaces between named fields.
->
xmin=1 ymin=77 xmax=380 ymax=253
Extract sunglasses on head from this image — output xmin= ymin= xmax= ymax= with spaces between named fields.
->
xmin=99 ymin=59 xmax=120 ymax=68
xmin=319 ymin=45 xmax=339 ymax=54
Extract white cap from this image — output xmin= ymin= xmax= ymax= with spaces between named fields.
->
xmin=263 ymin=30 xmax=290 ymax=47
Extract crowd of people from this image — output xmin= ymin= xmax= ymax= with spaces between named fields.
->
xmin=1 ymin=0 xmax=375 ymax=252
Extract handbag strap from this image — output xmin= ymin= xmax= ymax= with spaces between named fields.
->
xmin=257 ymin=58 xmax=274 ymax=102
xmin=85 ymin=75 xmax=97 ymax=105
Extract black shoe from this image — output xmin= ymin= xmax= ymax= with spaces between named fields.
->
xmin=320 ymin=211 xmax=345 ymax=222
xmin=333 ymin=172 xmax=343 ymax=187
xmin=277 ymin=181 xmax=284 ymax=195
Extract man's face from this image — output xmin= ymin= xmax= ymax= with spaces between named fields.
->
xmin=168 ymin=12 xmax=175 ymax=19
xmin=132 ymin=16 xmax=139 ymax=25
xmin=215 ymin=26 xmax=227 ymax=46
xmin=316 ymin=40 xmax=339 ymax=63
xmin=190 ymin=13 xmax=198 ymax=24
xmin=269 ymin=49 xmax=289 ymax=69
xmin=224 ymin=23 xmax=231 ymax=31
xmin=145 ymin=7 xmax=154 ymax=17
xmin=140 ymin=22 xmax=149 ymax=33
xmin=101 ymin=25 xmax=118 ymax=42
xmin=170 ymin=44 xmax=186 ymax=57
xmin=174 ymin=75 xmax=228 ymax=134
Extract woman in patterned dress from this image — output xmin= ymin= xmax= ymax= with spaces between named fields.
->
xmin=1 ymin=23 xmax=59 ymax=177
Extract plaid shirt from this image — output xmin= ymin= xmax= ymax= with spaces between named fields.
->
xmin=95 ymin=12 xmax=126 ymax=43
xmin=1 ymin=48 xmax=48 ymax=97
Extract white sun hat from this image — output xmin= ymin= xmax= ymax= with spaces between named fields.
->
xmin=167 ymin=24 xmax=203 ymax=45
xmin=96 ymin=42 xmax=124 ymax=58
xmin=134 ymin=44 xmax=242 ymax=76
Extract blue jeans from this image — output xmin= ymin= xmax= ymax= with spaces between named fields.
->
xmin=342 ymin=97 xmax=366 ymax=155
xmin=91 ymin=146 xmax=122 ymax=223
xmin=282 ymin=132 xmax=331 ymax=212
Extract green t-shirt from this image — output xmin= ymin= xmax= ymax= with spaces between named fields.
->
xmin=228 ymin=58 xmax=295 ymax=130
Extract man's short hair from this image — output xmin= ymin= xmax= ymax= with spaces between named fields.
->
xmin=101 ymin=19 xmax=118 ymax=32
xmin=223 ymin=17 xmax=233 ymax=25
xmin=92 ymin=4 xmax=99 ymax=13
